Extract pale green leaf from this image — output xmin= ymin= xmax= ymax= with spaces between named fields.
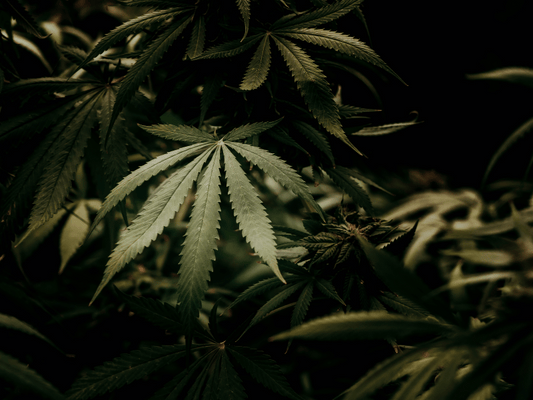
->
xmin=441 ymin=249 xmax=513 ymax=267
xmin=228 ymin=346 xmax=302 ymax=400
xmin=278 ymin=28 xmax=404 ymax=83
xmin=177 ymin=147 xmax=222 ymax=335
xmin=381 ymin=220 xmax=418 ymax=258
xmin=351 ymin=120 xmax=420 ymax=136
xmin=18 ymin=90 xmax=103 ymax=243
xmin=428 ymin=271 xmax=516 ymax=297
xmin=271 ymin=35 xmax=361 ymax=155
xmin=272 ymin=0 xmax=363 ymax=30
xmin=109 ymin=16 xmax=192 ymax=139
xmin=91 ymin=147 xmax=214 ymax=304
xmin=240 ymin=35 xmax=271 ymax=91
xmin=467 ymin=67 xmax=533 ymax=89
xmin=88 ymin=142 xmax=210 ymax=238
xmin=292 ymin=120 xmax=334 ymax=165
xmin=236 ymin=0 xmax=251 ymax=40
xmin=226 ymin=142 xmax=325 ymax=220
xmin=75 ymin=7 xmax=191 ymax=73
xmin=0 ymin=313 xmax=59 ymax=351
xmin=483 ymin=116 xmax=533 ymax=185
xmin=0 ymin=351 xmax=64 ymax=400
xmin=222 ymin=145 xmax=283 ymax=282
xmin=192 ymin=34 xmax=263 ymax=59
xmin=324 ymin=166 xmax=373 ymax=215
xmin=66 ymin=345 xmax=189 ymax=400
xmin=139 ymin=124 xmax=216 ymax=143
xmin=186 ymin=15 xmax=206 ymax=59
xmin=59 ymin=200 xmax=90 ymax=273
xmin=224 ymin=119 xmax=282 ymax=142
xmin=271 ymin=311 xmax=456 ymax=342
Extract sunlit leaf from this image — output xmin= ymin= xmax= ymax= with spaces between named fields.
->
xmin=177 ymin=147 xmax=222 ymax=337
xmin=139 ymin=124 xmax=215 ymax=144
xmin=224 ymin=119 xmax=282 ymax=142
xmin=240 ymin=35 xmax=271 ymax=91
xmin=91 ymin=147 xmax=214 ymax=304
xmin=186 ymin=15 xmax=206 ymax=59
xmin=223 ymin=145 xmax=283 ymax=282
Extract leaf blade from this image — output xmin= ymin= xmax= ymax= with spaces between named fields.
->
xmin=177 ymin=146 xmax=222 ymax=337
xmin=91 ymin=147 xmax=214 ymax=304
xmin=223 ymin=145 xmax=283 ymax=282
xmin=240 ymin=35 xmax=271 ymax=91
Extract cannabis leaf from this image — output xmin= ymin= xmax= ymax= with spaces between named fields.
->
xmin=89 ymin=121 xmax=323 ymax=344
xmin=227 ymin=260 xmax=344 ymax=339
xmin=0 ymin=351 xmax=64 ymax=400
xmin=194 ymin=0 xmax=404 ymax=155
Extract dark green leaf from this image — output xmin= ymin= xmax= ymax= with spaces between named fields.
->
xmin=378 ymin=292 xmax=431 ymax=318
xmin=240 ymin=35 xmax=271 ymax=91
xmin=229 ymin=346 xmax=302 ymax=400
xmin=218 ymin=351 xmax=247 ymax=400
xmin=67 ymin=345 xmax=190 ymax=400
xmin=186 ymin=15 xmax=206 ymax=59
xmin=192 ymin=34 xmax=263 ymax=60
xmin=291 ymin=282 xmax=314 ymax=328
xmin=226 ymin=276 xmax=286 ymax=312
xmin=0 ymin=313 xmax=60 ymax=351
xmin=199 ymin=73 xmax=223 ymax=127
xmin=0 ymin=78 xmax=100 ymax=102
xmin=108 ymin=16 xmax=191 ymax=141
xmin=314 ymin=278 xmax=345 ymax=305
xmin=75 ymin=7 xmax=191 ymax=73
xmin=271 ymin=35 xmax=361 ymax=155
xmin=356 ymin=234 xmax=457 ymax=323
xmin=382 ymin=221 xmax=418 ymax=258
xmin=113 ymin=287 xmax=183 ymax=334
xmin=292 ymin=120 xmax=334 ymax=165
xmin=4 ymin=0 xmax=48 ymax=39
xmin=0 ymin=351 xmax=64 ymax=400
xmin=324 ymin=166 xmax=373 ymax=215
xmin=18 ymin=90 xmax=103 ymax=243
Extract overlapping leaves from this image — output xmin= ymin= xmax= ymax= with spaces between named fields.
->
xmin=0 ymin=47 xmax=151 ymax=246
xmin=194 ymin=0 xmax=404 ymax=155
xmin=89 ymin=121 xmax=324 ymax=344
xmin=67 ymin=288 xmax=301 ymax=400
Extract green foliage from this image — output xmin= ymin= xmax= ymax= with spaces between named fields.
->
xmin=4 ymin=1 xmax=533 ymax=400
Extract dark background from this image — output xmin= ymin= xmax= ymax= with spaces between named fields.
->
xmin=351 ymin=0 xmax=533 ymax=188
